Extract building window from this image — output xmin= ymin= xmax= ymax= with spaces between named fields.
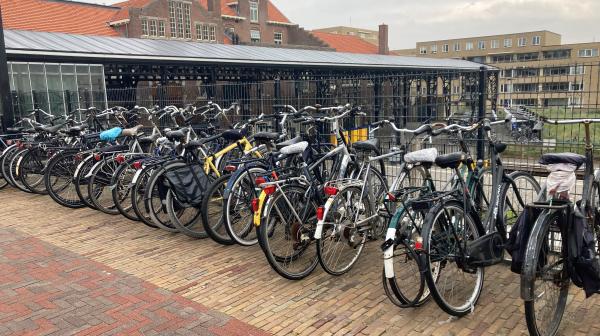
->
xmin=250 ymin=30 xmax=261 ymax=43
xmin=570 ymin=83 xmax=584 ymax=91
xmin=419 ymin=46 xmax=427 ymax=54
xmin=513 ymin=68 xmax=538 ymax=77
xmin=149 ymin=20 xmax=158 ymax=37
xmin=209 ymin=25 xmax=216 ymax=42
xmin=141 ymin=19 xmax=149 ymax=36
xmin=532 ymin=36 xmax=541 ymax=46
xmin=542 ymin=82 xmax=570 ymax=92
xmin=569 ymin=97 xmax=582 ymax=107
xmin=158 ymin=21 xmax=165 ymax=37
xmin=274 ymin=32 xmax=283 ymax=45
xmin=516 ymin=52 xmax=539 ymax=61
xmin=543 ymin=49 xmax=571 ymax=60
xmin=578 ymin=49 xmax=599 ymax=57
xmin=491 ymin=54 xmax=514 ymax=63
xmin=202 ymin=24 xmax=209 ymax=40
xmin=195 ymin=23 xmax=202 ymax=40
xmin=517 ymin=37 xmax=527 ymax=47
xmin=491 ymin=40 xmax=499 ymax=49
xmin=465 ymin=42 xmax=473 ymax=51
xmin=543 ymin=67 xmax=569 ymax=76
xmin=504 ymin=38 xmax=512 ymax=48
xmin=571 ymin=65 xmax=585 ymax=75
xmin=453 ymin=43 xmax=460 ymax=52
xmin=169 ymin=1 xmax=191 ymax=39
xmin=250 ymin=1 xmax=259 ymax=22
xmin=169 ymin=2 xmax=176 ymax=37
xmin=478 ymin=41 xmax=485 ymax=50
xmin=430 ymin=45 xmax=437 ymax=54
xmin=442 ymin=44 xmax=449 ymax=53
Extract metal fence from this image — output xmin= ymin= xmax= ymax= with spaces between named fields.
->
xmin=7 ymin=62 xmax=600 ymax=195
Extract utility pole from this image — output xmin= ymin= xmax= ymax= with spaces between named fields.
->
xmin=0 ymin=4 xmax=13 ymax=131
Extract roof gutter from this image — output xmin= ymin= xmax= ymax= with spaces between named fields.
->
xmin=6 ymin=48 xmax=491 ymax=71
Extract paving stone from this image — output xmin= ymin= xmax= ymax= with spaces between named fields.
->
xmin=2 ymin=189 xmax=600 ymax=335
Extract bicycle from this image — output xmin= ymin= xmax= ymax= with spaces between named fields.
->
xmin=520 ymin=117 xmax=600 ymax=336
xmin=419 ymin=115 xmax=540 ymax=316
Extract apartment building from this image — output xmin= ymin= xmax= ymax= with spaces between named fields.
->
xmin=394 ymin=31 xmax=600 ymax=108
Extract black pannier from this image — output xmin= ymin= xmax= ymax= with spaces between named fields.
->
xmin=163 ymin=163 xmax=210 ymax=207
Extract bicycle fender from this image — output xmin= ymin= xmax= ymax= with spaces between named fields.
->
xmin=314 ymin=196 xmax=335 ymax=239
xmin=520 ymin=210 xmax=553 ymax=301
xmin=85 ymin=159 xmax=105 ymax=179
xmin=595 ymin=169 xmax=600 ymax=184
xmin=222 ymin=163 xmax=268 ymax=199
xmin=73 ymin=154 xmax=94 ymax=179
xmin=253 ymin=191 xmax=268 ymax=227
xmin=383 ymin=228 xmax=397 ymax=278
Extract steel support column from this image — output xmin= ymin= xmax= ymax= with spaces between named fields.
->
xmin=0 ymin=5 xmax=14 ymax=130
xmin=477 ymin=66 xmax=487 ymax=160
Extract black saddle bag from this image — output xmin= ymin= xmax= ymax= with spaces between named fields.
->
xmin=568 ymin=210 xmax=600 ymax=297
xmin=506 ymin=207 xmax=542 ymax=274
xmin=163 ymin=163 xmax=210 ymax=208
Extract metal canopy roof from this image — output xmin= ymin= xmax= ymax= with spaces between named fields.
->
xmin=5 ymin=29 xmax=489 ymax=71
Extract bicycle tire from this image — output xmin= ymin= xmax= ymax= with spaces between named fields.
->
xmin=144 ymin=160 xmax=185 ymax=232
xmin=316 ymin=185 xmax=368 ymax=276
xmin=74 ymin=154 xmax=99 ymax=210
xmin=44 ymin=151 xmax=85 ymax=208
xmin=257 ymin=184 xmax=319 ymax=280
xmin=19 ymin=147 xmax=50 ymax=194
xmin=199 ymin=174 xmax=233 ymax=243
xmin=111 ymin=156 xmax=147 ymax=221
xmin=522 ymin=210 xmax=569 ymax=336
xmin=223 ymin=166 xmax=266 ymax=246
xmin=422 ymin=199 xmax=485 ymax=317
xmin=88 ymin=158 xmax=122 ymax=215
xmin=130 ymin=166 xmax=158 ymax=228
xmin=9 ymin=148 xmax=33 ymax=193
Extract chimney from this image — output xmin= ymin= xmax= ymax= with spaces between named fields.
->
xmin=378 ymin=24 xmax=389 ymax=55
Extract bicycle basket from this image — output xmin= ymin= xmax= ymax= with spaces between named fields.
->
xmin=163 ymin=163 xmax=210 ymax=207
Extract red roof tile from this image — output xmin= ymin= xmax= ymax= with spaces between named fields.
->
xmin=1 ymin=0 xmax=120 ymax=36
xmin=267 ymin=1 xmax=290 ymax=23
xmin=220 ymin=0 xmax=237 ymax=16
xmin=311 ymin=31 xmax=379 ymax=54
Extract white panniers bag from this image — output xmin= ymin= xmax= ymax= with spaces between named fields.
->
xmin=546 ymin=163 xmax=577 ymax=198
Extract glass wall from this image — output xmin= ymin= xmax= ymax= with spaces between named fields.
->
xmin=7 ymin=62 xmax=107 ymax=119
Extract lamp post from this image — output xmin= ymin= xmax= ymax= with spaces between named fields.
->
xmin=0 ymin=4 xmax=13 ymax=131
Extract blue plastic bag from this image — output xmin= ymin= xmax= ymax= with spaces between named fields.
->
xmin=100 ymin=127 xmax=122 ymax=142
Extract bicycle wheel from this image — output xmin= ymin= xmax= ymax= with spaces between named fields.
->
xmin=112 ymin=158 xmax=144 ymax=221
xmin=19 ymin=147 xmax=50 ymax=194
xmin=130 ymin=167 xmax=158 ymax=228
xmin=224 ymin=166 xmax=266 ymax=246
xmin=523 ymin=210 xmax=569 ymax=336
xmin=145 ymin=161 xmax=183 ymax=232
xmin=9 ymin=148 xmax=32 ymax=193
xmin=1 ymin=145 xmax=19 ymax=188
xmin=383 ymin=207 xmax=432 ymax=307
xmin=199 ymin=174 xmax=232 ymax=243
xmin=357 ymin=167 xmax=389 ymax=238
xmin=422 ymin=199 xmax=484 ymax=317
xmin=258 ymin=184 xmax=319 ymax=280
xmin=317 ymin=186 xmax=369 ymax=276
xmin=74 ymin=154 xmax=98 ymax=210
xmin=44 ymin=151 xmax=85 ymax=208
xmin=88 ymin=158 xmax=121 ymax=215
xmin=500 ymin=171 xmax=541 ymax=239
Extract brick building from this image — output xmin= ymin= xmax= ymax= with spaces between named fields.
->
xmin=1 ymin=0 xmax=327 ymax=49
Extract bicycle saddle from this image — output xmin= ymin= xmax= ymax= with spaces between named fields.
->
xmin=252 ymin=132 xmax=279 ymax=143
xmin=404 ymin=148 xmax=438 ymax=164
xmin=121 ymin=125 xmax=142 ymax=137
xmin=139 ymin=132 xmax=160 ymax=144
xmin=353 ymin=138 xmax=379 ymax=152
xmin=435 ymin=152 xmax=467 ymax=169
xmin=539 ymin=153 xmax=586 ymax=168
xmin=280 ymin=141 xmax=309 ymax=155
xmin=222 ymin=129 xmax=245 ymax=141
xmin=38 ymin=124 xmax=64 ymax=134
xmin=166 ymin=128 xmax=188 ymax=141
xmin=275 ymin=136 xmax=302 ymax=150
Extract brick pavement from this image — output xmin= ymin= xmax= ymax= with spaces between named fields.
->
xmin=0 ymin=227 xmax=269 ymax=336
xmin=1 ymin=188 xmax=600 ymax=335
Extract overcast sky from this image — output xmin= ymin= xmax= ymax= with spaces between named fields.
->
xmin=80 ymin=0 xmax=600 ymax=49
